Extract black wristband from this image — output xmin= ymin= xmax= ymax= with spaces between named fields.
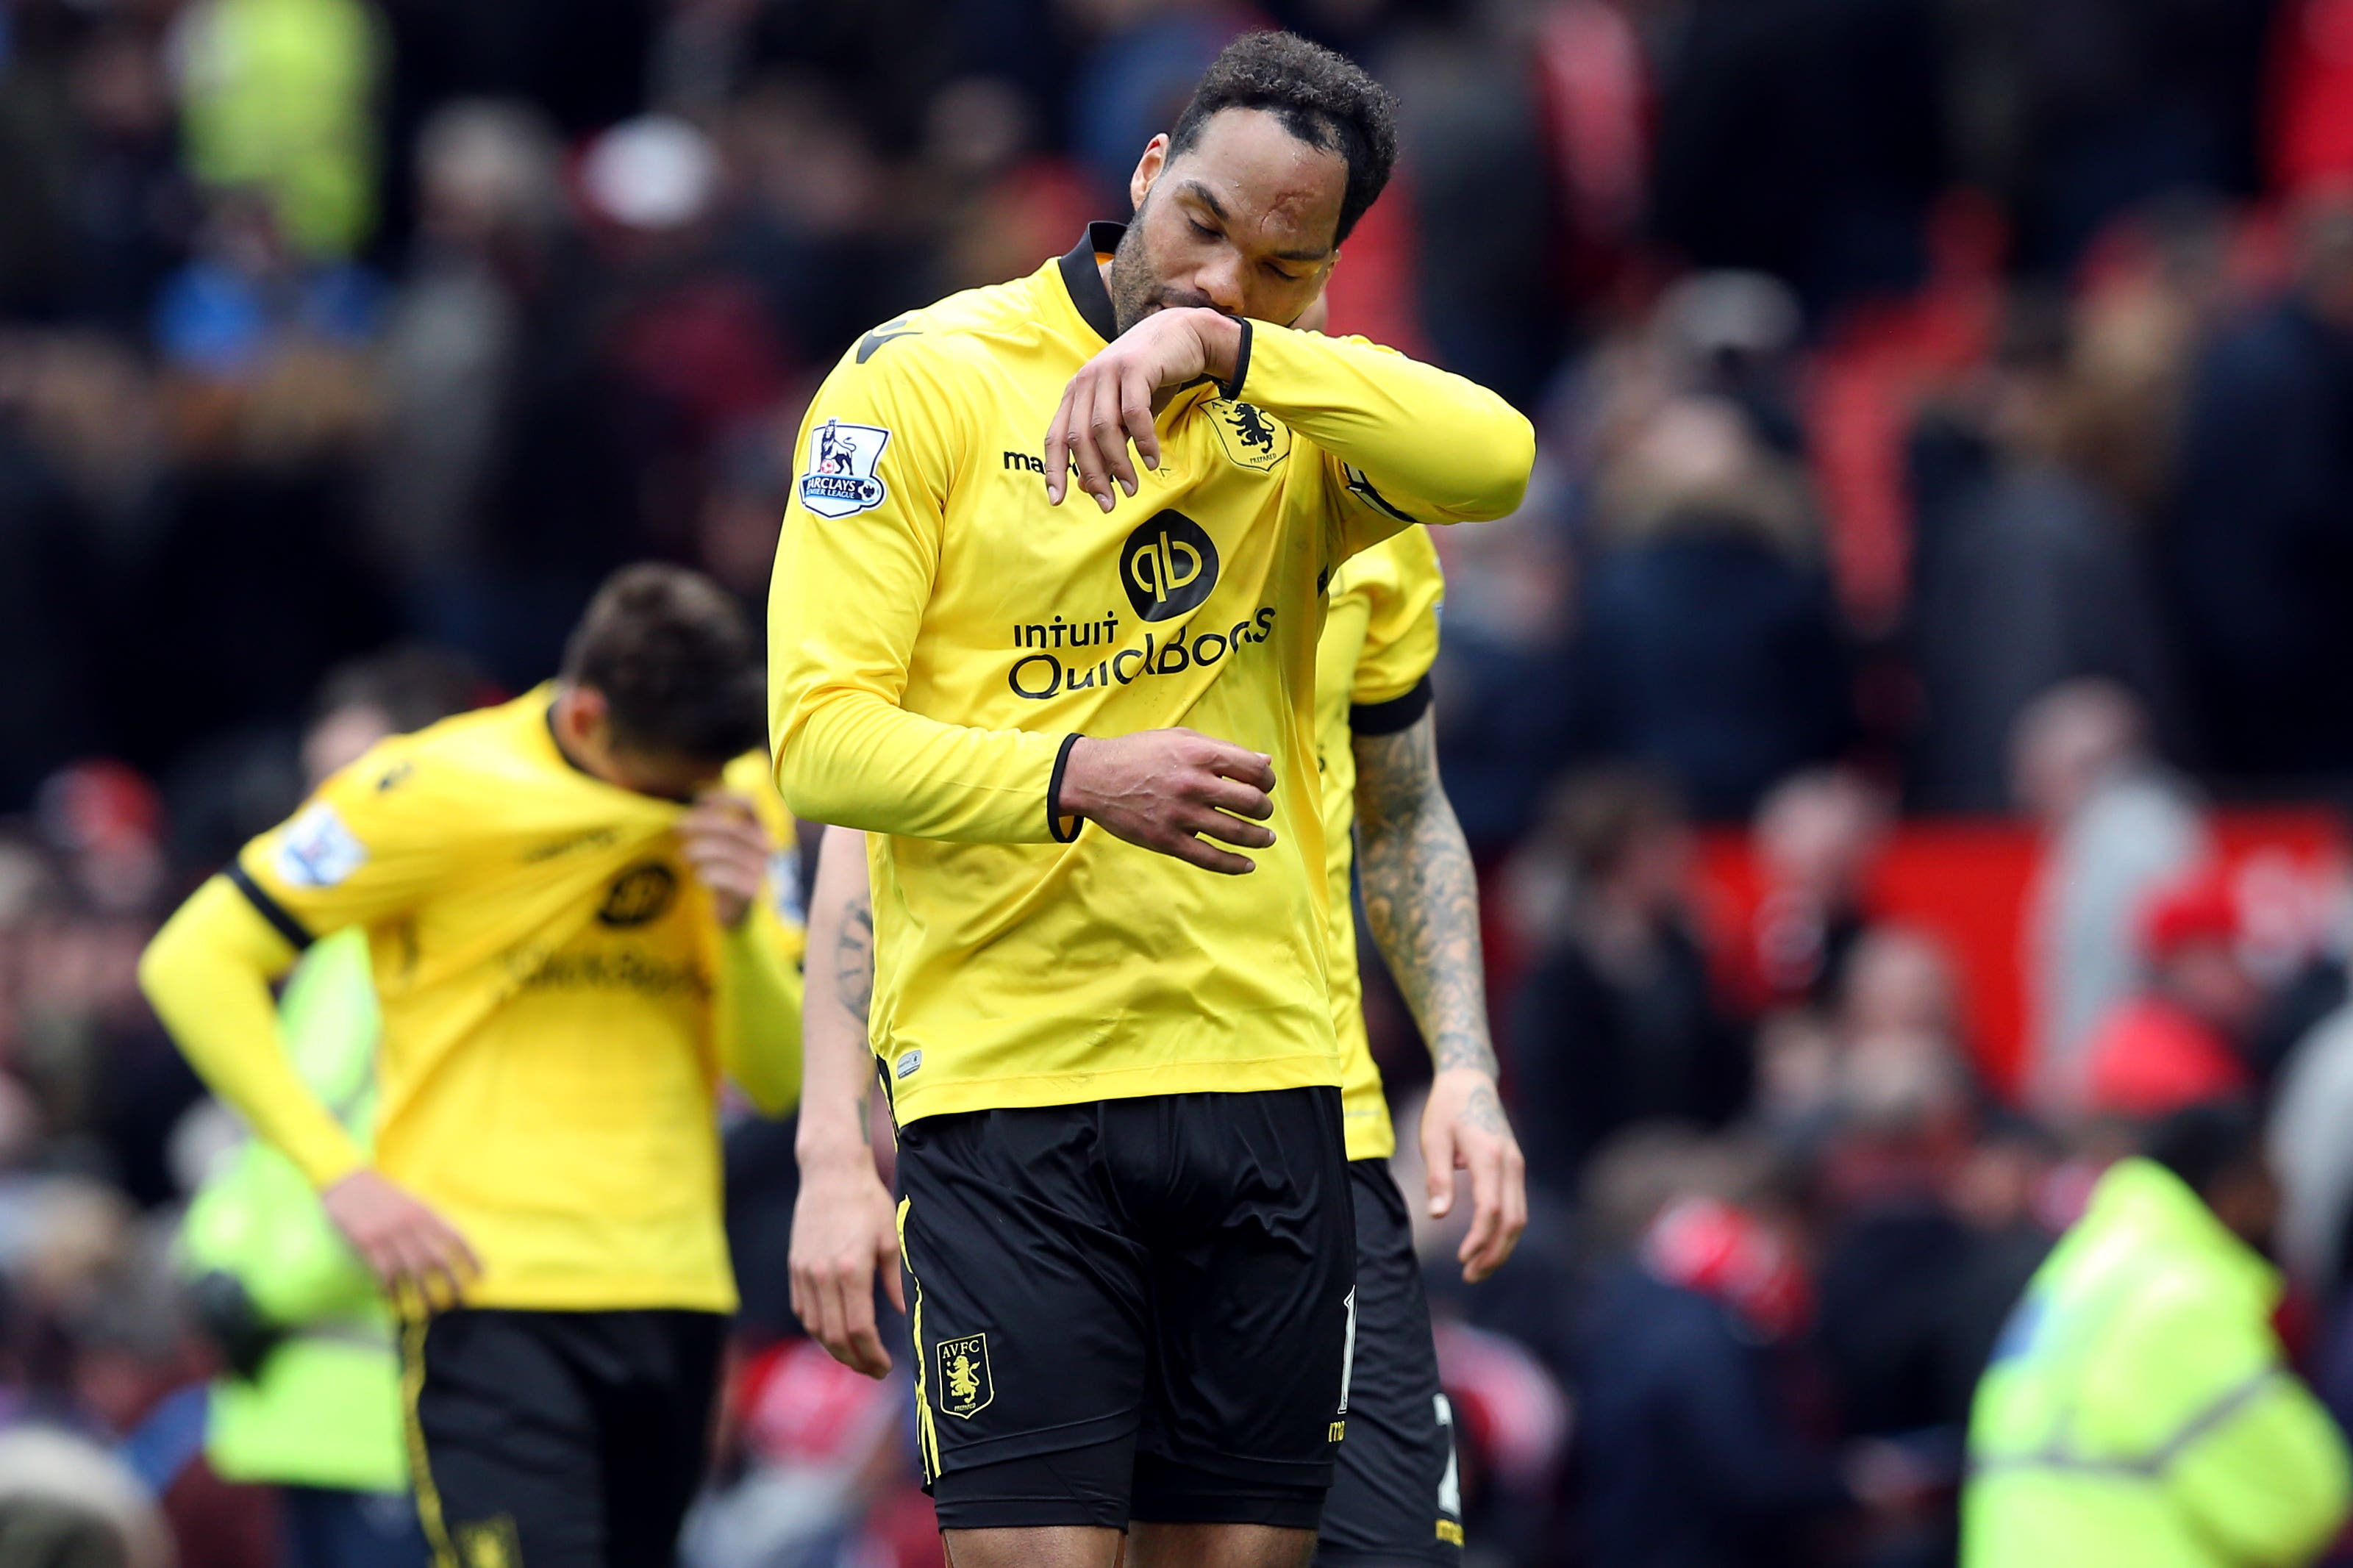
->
xmin=1219 ymin=317 xmax=1253 ymax=402
xmin=1049 ymin=732 xmax=1085 ymax=843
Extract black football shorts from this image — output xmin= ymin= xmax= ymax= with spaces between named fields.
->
xmin=1316 ymin=1161 xmax=1464 ymax=1565
xmin=401 ymin=1307 xmax=724 ymax=1568
xmin=894 ymin=1086 xmax=1357 ymax=1533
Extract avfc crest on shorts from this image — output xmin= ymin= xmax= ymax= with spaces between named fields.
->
xmin=936 ymin=1333 xmax=993 ymax=1419
xmin=1207 ymin=398 xmax=1290 ymax=473
xmin=799 ymin=419 xmax=892 ymax=518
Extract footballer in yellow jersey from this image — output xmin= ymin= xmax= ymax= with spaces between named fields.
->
xmin=140 ymin=567 xmax=804 ymax=1568
xmin=772 ymin=32 xmax=1533 ymax=1563
xmin=790 ymin=526 xmax=1527 ymax=1567
xmin=792 ymin=524 xmax=1527 ymax=1565
xmin=1310 ymin=528 xmax=1527 ymax=1564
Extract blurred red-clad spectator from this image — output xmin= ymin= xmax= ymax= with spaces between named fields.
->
xmin=1724 ymin=767 xmax=1893 ymax=1019
xmin=2014 ymin=679 xmax=2208 ymax=1117
xmin=2082 ymin=867 xmax=2263 ymax=1119
xmin=685 ymin=1336 xmax=926 ymax=1568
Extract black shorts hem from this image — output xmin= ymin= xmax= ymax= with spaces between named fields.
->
xmin=929 ymin=1411 xmax=1140 ymax=1477
xmin=1313 ymin=1541 xmax=1463 ymax=1568
xmin=1132 ymin=1448 xmax=1329 ymax=1531
xmin=1128 ymin=1491 xmax=1326 ymax=1531
xmin=1135 ymin=1444 xmax=1336 ymax=1488
xmin=930 ymin=1443 xmax=1135 ymax=1532
xmin=932 ymin=1497 xmax=1132 ymax=1532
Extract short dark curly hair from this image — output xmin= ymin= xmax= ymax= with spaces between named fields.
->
xmin=562 ymin=563 xmax=764 ymax=762
xmin=1168 ymin=31 xmax=1399 ymax=246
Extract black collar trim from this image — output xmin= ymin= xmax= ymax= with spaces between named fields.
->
xmin=1057 ymin=222 xmax=1124 ymax=344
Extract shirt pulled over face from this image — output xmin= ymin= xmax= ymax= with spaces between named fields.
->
xmin=235 ymin=690 xmax=801 ymax=1311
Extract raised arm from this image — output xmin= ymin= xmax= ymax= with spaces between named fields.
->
xmin=1044 ymin=307 xmax=1534 ymax=529
xmin=1237 ymin=318 xmax=1534 ymax=525
xmin=788 ymin=827 xmax=905 ymax=1378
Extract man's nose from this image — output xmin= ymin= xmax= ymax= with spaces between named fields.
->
xmin=1189 ymin=254 xmax=1247 ymax=315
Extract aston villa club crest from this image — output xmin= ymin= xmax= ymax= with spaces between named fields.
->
xmin=799 ymin=419 xmax=892 ymax=518
xmin=936 ymin=1333 xmax=993 ymax=1419
xmin=1207 ymin=398 xmax=1290 ymax=472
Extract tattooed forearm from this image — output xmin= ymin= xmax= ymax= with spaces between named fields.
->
xmin=835 ymin=887 xmax=874 ymax=1023
xmin=1352 ymin=709 xmax=1496 ymax=1079
xmin=799 ymin=826 xmax=879 ymax=1159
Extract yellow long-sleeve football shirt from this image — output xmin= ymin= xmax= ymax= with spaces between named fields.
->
xmin=770 ymin=223 xmax=1532 ymax=1125
xmin=140 ymin=690 xmax=804 ymax=1312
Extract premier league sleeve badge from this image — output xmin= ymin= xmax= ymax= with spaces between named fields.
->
xmin=798 ymin=418 xmax=893 ymax=518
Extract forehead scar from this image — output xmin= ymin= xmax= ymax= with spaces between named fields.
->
xmin=1179 ymin=178 xmax=1333 ymax=261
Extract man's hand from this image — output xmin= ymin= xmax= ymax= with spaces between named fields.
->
xmin=790 ymin=1146 xmax=905 ymax=1378
xmin=1045 ymin=307 xmax=1244 ymax=512
xmin=1421 ymin=1067 xmax=1527 ymax=1283
xmin=1057 ymin=729 xmax=1277 ymax=875
xmin=322 ymin=1170 xmax=481 ymax=1311
xmin=682 ymin=792 xmax=773 ymax=929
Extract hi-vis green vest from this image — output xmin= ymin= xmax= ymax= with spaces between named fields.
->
xmin=181 ymin=929 xmax=404 ymax=1493
xmin=1965 ymin=1159 xmax=2350 ymax=1568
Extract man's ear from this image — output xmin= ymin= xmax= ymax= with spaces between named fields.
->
xmin=556 ymin=684 xmax=610 ymax=752
xmin=1293 ymin=286 xmax=1330 ymax=334
xmin=1129 ymin=133 xmax=1170 ymax=213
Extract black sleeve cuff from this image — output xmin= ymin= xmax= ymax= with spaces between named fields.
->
xmin=1049 ymin=732 xmax=1085 ymax=843
xmin=1350 ymin=674 xmax=1435 ymax=737
xmin=1219 ymin=318 xmax=1253 ymax=402
xmin=227 ymin=860 xmax=315 ymax=951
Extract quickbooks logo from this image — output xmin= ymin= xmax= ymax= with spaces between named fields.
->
xmin=1121 ymin=511 xmax=1219 ymax=622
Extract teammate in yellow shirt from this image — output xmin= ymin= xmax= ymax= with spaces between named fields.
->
xmin=793 ymin=523 xmax=1529 ymax=1567
xmin=140 ymin=565 xmax=805 ymax=1568
xmin=1310 ymin=526 xmax=1526 ymax=1565
xmin=768 ymin=32 xmax=1533 ymax=1567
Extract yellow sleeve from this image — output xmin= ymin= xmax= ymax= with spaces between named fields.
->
xmin=716 ymin=901 xmax=804 ymax=1117
xmin=138 ymin=876 xmax=368 ymax=1189
xmin=723 ymin=751 xmax=809 ymax=967
xmin=1231 ymin=321 xmax=1534 ymax=546
xmin=769 ymin=343 xmax=1073 ymax=842
xmin=234 ymin=737 xmax=465 ymax=943
xmin=1348 ymin=526 xmax=1446 ymax=712
xmin=715 ymin=751 xmax=806 ymax=1114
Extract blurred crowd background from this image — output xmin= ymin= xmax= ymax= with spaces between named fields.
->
xmin=10 ymin=0 xmax=2353 ymax=1563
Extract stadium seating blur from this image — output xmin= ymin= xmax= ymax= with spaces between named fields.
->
xmin=8 ymin=1 xmax=2353 ymax=1564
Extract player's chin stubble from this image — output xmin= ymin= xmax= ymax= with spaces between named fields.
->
xmin=1107 ymin=209 xmax=1211 ymax=337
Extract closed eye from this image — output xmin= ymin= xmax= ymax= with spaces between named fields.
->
xmin=1188 ymin=218 xmax=1218 ymax=240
